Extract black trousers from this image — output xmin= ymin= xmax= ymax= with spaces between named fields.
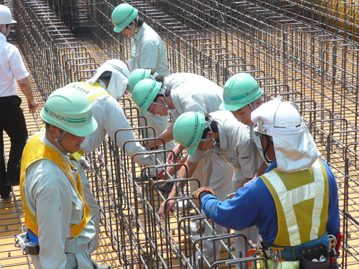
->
xmin=0 ymin=96 xmax=28 ymax=197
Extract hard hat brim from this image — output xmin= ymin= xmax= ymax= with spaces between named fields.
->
xmin=0 ymin=19 xmax=16 ymax=24
xmin=186 ymin=146 xmax=198 ymax=156
xmin=139 ymin=83 xmax=162 ymax=116
xmin=113 ymin=25 xmax=125 ymax=33
xmin=178 ymin=112 xmax=205 ymax=156
xmin=40 ymin=108 xmax=98 ymax=137
xmin=72 ymin=118 xmax=98 ymax=137
xmin=219 ymin=101 xmax=244 ymax=111
xmin=140 ymin=106 xmax=149 ymax=116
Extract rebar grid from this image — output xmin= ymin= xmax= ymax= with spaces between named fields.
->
xmin=45 ymin=0 xmax=90 ymax=35
xmin=9 ymin=0 xmax=359 ymax=268
xmin=10 ymin=1 xmax=244 ymax=264
xmin=85 ymin=114 xmax=247 ymax=267
xmin=14 ymin=0 xmax=98 ymax=100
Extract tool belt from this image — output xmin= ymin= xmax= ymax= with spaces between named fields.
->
xmin=261 ymin=233 xmax=328 ymax=261
xmin=260 ymin=233 xmax=338 ymax=268
xmin=14 ymin=231 xmax=40 ymax=255
xmin=299 ymin=243 xmax=331 ymax=269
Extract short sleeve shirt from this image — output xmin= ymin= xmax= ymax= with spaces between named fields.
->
xmin=0 ymin=34 xmax=29 ymax=96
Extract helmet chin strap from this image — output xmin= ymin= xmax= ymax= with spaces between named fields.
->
xmin=202 ymin=117 xmax=217 ymax=147
xmin=164 ymin=101 xmax=174 ymax=122
xmin=152 ymin=97 xmax=174 ymax=122
xmin=0 ymin=25 xmax=10 ymax=37
xmin=47 ymin=125 xmax=71 ymax=154
xmin=128 ymin=18 xmax=139 ymax=34
xmin=249 ymin=102 xmax=254 ymax=110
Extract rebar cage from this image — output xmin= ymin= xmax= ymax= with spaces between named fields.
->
xmin=8 ymin=0 xmax=359 ymax=268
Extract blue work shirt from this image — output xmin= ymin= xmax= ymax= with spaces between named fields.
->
xmin=200 ymin=160 xmax=340 ymax=244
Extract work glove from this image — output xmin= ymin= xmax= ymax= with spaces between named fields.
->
xmin=79 ymin=156 xmax=90 ymax=171
xmin=192 ymin=186 xmax=215 ymax=200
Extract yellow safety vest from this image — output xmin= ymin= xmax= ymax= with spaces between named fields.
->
xmin=20 ymin=133 xmax=91 ymax=238
xmin=68 ymin=81 xmax=110 ymax=161
xmin=261 ymin=159 xmax=329 ymax=247
xmin=69 ymin=81 xmax=109 ymax=103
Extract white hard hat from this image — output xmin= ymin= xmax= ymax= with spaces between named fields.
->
xmin=0 ymin=5 xmax=16 ymax=24
xmin=252 ymin=95 xmax=303 ymax=136
xmin=252 ymin=95 xmax=320 ymax=172
xmin=87 ymin=59 xmax=130 ymax=100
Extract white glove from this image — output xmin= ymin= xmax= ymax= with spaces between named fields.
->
xmin=79 ymin=156 xmax=90 ymax=171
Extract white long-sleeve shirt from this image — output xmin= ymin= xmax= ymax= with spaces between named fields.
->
xmin=78 ymin=85 xmax=156 ymax=166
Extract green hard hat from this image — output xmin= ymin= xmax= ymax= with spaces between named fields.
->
xmin=173 ymin=111 xmax=205 ymax=156
xmin=132 ymin=78 xmax=162 ymax=116
xmin=40 ymin=86 xmax=98 ymax=137
xmin=219 ymin=73 xmax=263 ymax=111
xmin=112 ymin=3 xmax=138 ymax=33
xmin=128 ymin=69 xmax=152 ymax=93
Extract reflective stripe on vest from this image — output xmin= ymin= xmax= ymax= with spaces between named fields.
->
xmin=261 ymin=159 xmax=329 ymax=246
xmin=20 ymin=133 xmax=91 ymax=238
xmin=69 ymin=81 xmax=109 ymax=103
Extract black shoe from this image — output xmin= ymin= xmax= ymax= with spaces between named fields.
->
xmin=91 ymin=259 xmax=111 ymax=269
xmin=1 ymin=193 xmax=12 ymax=202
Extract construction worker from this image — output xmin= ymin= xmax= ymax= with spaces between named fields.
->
xmin=159 ymin=110 xmax=262 ymax=266
xmin=192 ymin=97 xmax=340 ymax=268
xmin=131 ymin=74 xmax=235 ymax=265
xmin=20 ymin=87 xmax=110 ymax=268
xmin=111 ymin=3 xmax=169 ymax=76
xmin=131 ymin=77 xmax=223 ymax=152
xmin=0 ymin=4 xmax=38 ymax=198
xmin=69 ymin=59 xmax=160 ymax=253
xmin=132 ymin=75 xmax=230 ymax=194
xmin=75 ymin=59 xmax=157 ymax=165
xmin=111 ymin=3 xmax=172 ymax=159
xmin=220 ymin=73 xmax=268 ymax=177
xmin=128 ymin=68 xmax=225 ymax=160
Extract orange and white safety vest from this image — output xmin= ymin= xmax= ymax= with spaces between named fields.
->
xmin=20 ymin=133 xmax=91 ymax=238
